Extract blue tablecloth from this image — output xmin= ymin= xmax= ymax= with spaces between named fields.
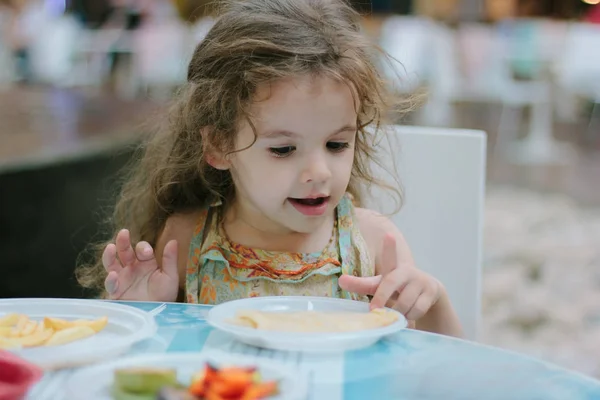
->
xmin=30 ymin=301 xmax=600 ymax=400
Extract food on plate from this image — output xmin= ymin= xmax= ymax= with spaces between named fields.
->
xmin=187 ymin=363 xmax=277 ymax=400
xmin=0 ymin=313 xmax=20 ymax=327
xmin=111 ymin=363 xmax=278 ymax=400
xmin=112 ymin=368 xmax=182 ymax=400
xmin=228 ymin=308 xmax=398 ymax=333
xmin=0 ymin=314 xmax=108 ymax=350
xmin=115 ymin=368 xmax=179 ymax=394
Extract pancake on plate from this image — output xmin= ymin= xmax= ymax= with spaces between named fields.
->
xmin=228 ymin=308 xmax=398 ymax=333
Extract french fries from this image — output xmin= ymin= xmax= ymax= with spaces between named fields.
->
xmin=0 ymin=313 xmax=19 ymax=327
xmin=0 ymin=314 xmax=108 ymax=350
xmin=45 ymin=326 xmax=96 ymax=347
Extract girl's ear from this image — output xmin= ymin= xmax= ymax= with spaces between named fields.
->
xmin=206 ymin=153 xmax=230 ymax=170
xmin=201 ymin=128 xmax=231 ymax=170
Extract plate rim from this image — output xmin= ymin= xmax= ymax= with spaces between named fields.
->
xmin=206 ymin=296 xmax=408 ymax=341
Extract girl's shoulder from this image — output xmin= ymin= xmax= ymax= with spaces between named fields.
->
xmin=353 ymin=207 xmax=391 ymax=263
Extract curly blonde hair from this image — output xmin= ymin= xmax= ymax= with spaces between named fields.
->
xmin=76 ymin=0 xmax=413 ymax=297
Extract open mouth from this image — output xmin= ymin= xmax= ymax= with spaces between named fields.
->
xmin=288 ymin=196 xmax=330 ymax=216
xmin=288 ymin=197 xmax=329 ymax=206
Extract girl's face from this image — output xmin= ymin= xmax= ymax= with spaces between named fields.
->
xmin=223 ymin=74 xmax=358 ymax=234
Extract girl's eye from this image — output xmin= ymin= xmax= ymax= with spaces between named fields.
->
xmin=327 ymin=142 xmax=350 ymax=152
xmin=269 ymin=146 xmax=296 ymax=158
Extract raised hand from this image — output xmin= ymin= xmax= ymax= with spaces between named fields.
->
xmin=103 ymin=229 xmax=179 ymax=302
xmin=339 ymin=233 xmax=441 ymax=322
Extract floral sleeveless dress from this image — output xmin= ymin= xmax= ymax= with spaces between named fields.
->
xmin=184 ymin=193 xmax=374 ymax=304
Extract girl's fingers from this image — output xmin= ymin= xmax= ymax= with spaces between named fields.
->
xmin=384 ymin=292 xmax=399 ymax=308
xmin=371 ymin=270 xmax=407 ymax=310
xmin=135 ymin=241 xmax=155 ymax=263
xmin=405 ymin=295 xmax=433 ymax=321
xmin=161 ymin=240 xmax=179 ymax=279
xmin=394 ymin=281 xmax=422 ymax=316
xmin=116 ymin=229 xmax=136 ymax=267
xmin=104 ymin=271 xmax=120 ymax=297
xmin=102 ymin=244 xmax=121 ymax=274
xmin=338 ymin=274 xmax=382 ymax=296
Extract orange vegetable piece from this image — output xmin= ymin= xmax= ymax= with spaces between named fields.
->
xmin=205 ymin=363 xmax=219 ymax=382
xmin=210 ymin=378 xmax=247 ymax=397
xmin=218 ymin=367 xmax=255 ymax=377
xmin=204 ymin=388 xmax=225 ymax=400
xmin=190 ymin=363 xmax=277 ymax=400
xmin=240 ymin=381 xmax=278 ymax=400
xmin=189 ymin=364 xmax=219 ymax=396
xmin=214 ymin=369 xmax=253 ymax=393
xmin=188 ymin=379 xmax=206 ymax=397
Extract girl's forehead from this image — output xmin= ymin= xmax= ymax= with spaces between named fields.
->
xmin=247 ymin=75 xmax=358 ymax=136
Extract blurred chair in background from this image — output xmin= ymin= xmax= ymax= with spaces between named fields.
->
xmin=555 ymin=22 xmax=600 ymax=148
xmin=492 ymin=18 xmax=574 ymax=165
xmin=379 ymin=12 xmax=578 ymax=165
xmin=0 ymin=0 xmax=48 ymax=84
xmin=0 ymin=1 xmax=596 ymax=160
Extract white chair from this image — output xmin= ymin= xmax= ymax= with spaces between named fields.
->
xmin=28 ymin=14 xmax=81 ymax=86
xmin=378 ymin=16 xmax=433 ymax=95
xmin=555 ymin=22 xmax=600 ymax=144
xmin=363 ymin=125 xmax=487 ymax=341
xmin=131 ymin=22 xmax=190 ymax=99
xmin=491 ymin=19 xmax=574 ymax=165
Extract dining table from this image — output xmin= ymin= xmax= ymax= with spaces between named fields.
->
xmin=27 ymin=300 xmax=600 ymax=400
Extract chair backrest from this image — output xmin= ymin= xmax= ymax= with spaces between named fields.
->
xmin=378 ymin=16 xmax=433 ymax=93
xmin=363 ymin=125 xmax=487 ymax=341
xmin=29 ymin=14 xmax=81 ymax=86
xmin=556 ymin=22 xmax=600 ymax=99
xmin=133 ymin=22 xmax=190 ymax=87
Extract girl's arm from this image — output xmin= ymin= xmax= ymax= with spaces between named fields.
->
xmin=414 ymin=284 xmax=463 ymax=337
xmin=354 ymin=208 xmax=464 ymax=338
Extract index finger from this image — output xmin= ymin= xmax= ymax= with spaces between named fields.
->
xmin=371 ymin=269 xmax=406 ymax=310
xmin=116 ymin=229 xmax=136 ymax=267
xmin=102 ymin=243 xmax=122 ymax=274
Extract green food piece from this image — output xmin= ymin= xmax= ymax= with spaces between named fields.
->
xmin=111 ymin=384 xmax=157 ymax=400
xmin=114 ymin=368 xmax=178 ymax=394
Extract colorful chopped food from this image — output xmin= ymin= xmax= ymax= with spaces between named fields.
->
xmin=112 ymin=364 xmax=278 ymax=400
xmin=188 ymin=363 xmax=277 ymax=400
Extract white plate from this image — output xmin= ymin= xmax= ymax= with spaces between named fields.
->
xmin=206 ymin=296 xmax=407 ymax=353
xmin=0 ymin=298 xmax=157 ymax=370
xmin=64 ymin=352 xmax=308 ymax=400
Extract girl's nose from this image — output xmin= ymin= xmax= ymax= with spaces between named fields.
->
xmin=300 ymin=154 xmax=332 ymax=183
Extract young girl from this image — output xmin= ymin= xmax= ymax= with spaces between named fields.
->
xmin=76 ymin=0 xmax=463 ymax=338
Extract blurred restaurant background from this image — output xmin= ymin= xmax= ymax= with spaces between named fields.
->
xmin=1 ymin=0 xmax=599 ymax=379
